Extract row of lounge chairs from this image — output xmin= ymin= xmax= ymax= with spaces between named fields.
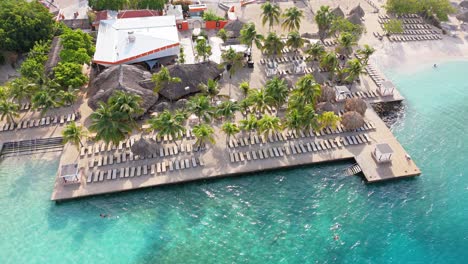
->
xmin=80 ymin=131 xmax=196 ymax=156
xmin=378 ymin=14 xmax=420 ymax=20
xmin=259 ymin=56 xmax=305 ymax=65
xmin=87 ymin=143 xmax=205 ymax=167
xmin=17 ymin=102 xmax=72 ymax=112
xmin=86 ymin=157 xmax=205 ymax=183
xmin=0 ymin=113 xmax=78 ymax=133
xmin=229 ymin=134 xmax=371 ymax=163
xmin=322 ymin=39 xmax=337 ymax=47
xmin=365 ymin=0 xmax=379 ymax=13
xmin=228 ymin=122 xmax=375 ymax=149
xmin=389 ymin=35 xmax=442 ymax=42
xmin=378 ymin=18 xmax=424 ymax=25
xmin=396 ymin=29 xmax=439 ymax=35
xmin=366 ymin=65 xmax=385 ymax=87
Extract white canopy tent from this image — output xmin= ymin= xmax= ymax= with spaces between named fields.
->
xmin=378 ymin=80 xmax=396 ymax=96
xmin=59 ymin=163 xmax=80 ymax=184
xmin=373 ymin=143 xmax=394 ymax=163
xmin=334 ymin=85 xmax=351 ymax=101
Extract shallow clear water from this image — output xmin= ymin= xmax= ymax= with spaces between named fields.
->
xmin=1 ymin=61 xmax=467 ymax=263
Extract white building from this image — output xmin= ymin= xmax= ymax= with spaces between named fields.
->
xmin=93 ymin=16 xmax=180 ymax=67
xmin=335 ymin=85 xmax=351 ymax=102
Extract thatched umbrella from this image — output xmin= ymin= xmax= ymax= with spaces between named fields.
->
xmin=153 ymin=102 xmax=170 ymax=112
xmin=344 ymin=97 xmax=367 ymax=116
xmin=332 ymin=6 xmax=345 ymax=18
xmin=316 ymin=102 xmax=337 ymax=114
xmin=175 ymin=99 xmax=188 ymax=109
xmin=347 ymin=13 xmax=363 ymax=25
xmin=456 ymin=11 xmax=468 ymax=23
xmin=349 ymin=4 xmax=365 ymax=18
xmin=460 ymin=1 xmax=468 ymax=9
xmin=131 ymin=137 xmax=158 ymax=157
xmin=319 ymin=85 xmax=336 ymax=103
xmin=342 ymin=111 xmax=365 ymax=131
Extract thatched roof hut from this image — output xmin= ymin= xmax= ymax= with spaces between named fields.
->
xmin=344 ymin=97 xmax=367 ymax=116
xmin=316 ymin=102 xmax=338 ymax=114
xmin=224 ymin=19 xmax=246 ymax=39
xmin=332 ymin=6 xmax=345 ymax=18
xmin=319 ymin=85 xmax=336 ymax=103
xmin=131 ymin=137 xmax=158 ymax=157
xmin=88 ymin=65 xmax=158 ymax=116
xmin=347 ymin=13 xmax=363 ymax=25
xmin=44 ymin=36 xmax=62 ymax=76
xmin=148 ymin=62 xmax=223 ymax=101
xmin=349 ymin=4 xmax=365 ymax=18
xmin=342 ymin=111 xmax=365 ymax=131
xmin=456 ymin=11 xmax=468 ymax=22
xmin=460 ymin=1 xmax=468 ymax=9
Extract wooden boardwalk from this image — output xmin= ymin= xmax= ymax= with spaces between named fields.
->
xmin=50 ymin=106 xmax=420 ymax=201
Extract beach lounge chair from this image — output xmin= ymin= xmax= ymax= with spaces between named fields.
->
xmin=130 ymin=167 xmax=135 ymax=177
xmin=136 ymin=166 xmax=141 ymax=176
xmin=246 ymin=151 xmax=252 ymax=161
xmin=123 ymin=167 xmax=129 ymax=177
xmin=258 ymin=150 xmax=264 ymax=159
xmin=156 ymin=163 xmax=162 ymax=173
xmin=106 ymin=169 xmax=112 ymax=180
xmin=99 ymin=171 xmax=104 ymax=181
xmin=184 ymin=159 xmax=190 ymax=169
xmin=87 ymin=171 xmax=93 ymax=183
xmin=93 ymin=171 xmax=99 ymax=182
xmin=239 ymin=152 xmax=246 ymax=162
xmin=291 ymin=144 xmax=297 ymax=154
xmin=161 ymin=161 xmax=167 ymax=172
xmin=230 ymin=152 xmax=235 ymax=163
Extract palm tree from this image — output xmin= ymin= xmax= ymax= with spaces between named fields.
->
xmin=247 ymin=88 xmax=271 ymax=115
xmin=240 ymin=114 xmax=258 ymax=139
xmin=8 ymin=77 xmax=36 ymax=103
xmin=108 ymin=90 xmax=143 ymax=123
xmin=306 ymin=42 xmax=326 ymax=64
xmin=320 ymin=51 xmax=339 ymax=77
xmin=186 ymin=95 xmax=213 ymax=123
xmin=216 ymin=100 xmax=240 ymax=121
xmin=0 ymin=86 xmax=9 ymax=100
xmin=357 ymin=44 xmax=375 ymax=65
xmin=0 ymin=99 xmax=19 ymax=124
xmin=301 ymin=104 xmax=320 ymax=132
xmin=286 ymin=31 xmax=305 ymax=53
xmin=89 ymin=103 xmax=133 ymax=146
xmin=147 ymin=110 xmax=186 ymax=149
xmin=195 ymin=38 xmax=212 ymax=62
xmin=315 ymin=6 xmax=334 ymax=42
xmin=239 ymin=22 xmax=264 ymax=50
xmin=31 ymin=89 xmax=59 ymax=115
xmin=221 ymin=47 xmax=244 ymax=97
xmin=282 ymin=7 xmax=303 ymax=31
xmin=221 ymin=122 xmax=240 ymax=146
xmin=62 ymin=121 xmax=86 ymax=149
xmin=265 ymin=76 xmax=288 ymax=113
xmin=58 ymin=89 xmax=78 ymax=106
xmin=258 ymin=114 xmax=281 ymax=138
xmin=261 ymin=2 xmax=281 ymax=31
xmin=192 ymin=123 xmax=215 ymax=151
xmin=263 ymin=32 xmax=284 ymax=57
xmin=151 ymin=66 xmax=182 ymax=96
xmin=318 ymin=111 xmax=341 ymax=130
xmin=199 ymin=79 xmax=219 ymax=100
xmin=295 ymin=74 xmax=322 ymax=106
xmin=239 ymin=99 xmax=252 ymax=118
xmin=344 ymin=58 xmax=365 ymax=84
xmin=239 ymin=81 xmax=250 ymax=98
xmin=336 ymin=32 xmax=356 ymax=59
xmin=284 ymin=108 xmax=303 ymax=134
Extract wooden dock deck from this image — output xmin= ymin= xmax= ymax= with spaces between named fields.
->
xmin=50 ymin=106 xmax=420 ymax=201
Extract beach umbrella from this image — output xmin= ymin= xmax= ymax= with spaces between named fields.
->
xmin=347 ymin=13 xmax=363 ymax=25
xmin=341 ymin=111 xmax=365 ymax=131
xmin=332 ymin=6 xmax=345 ymax=18
xmin=316 ymin=102 xmax=338 ymax=114
xmin=349 ymin=4 xmax=365 ymax=18
xmin=318 ymin=85 xmax=336 ymax=103
xmin=460 ymin=1 xmax=468 ymax=9
xmin=131 ymin=137 xmax=158 ymax=157
xmin=344 ymin=97 xmax=367 ymax=116
xmin=456 ymin=11 xmax=468 ymax=23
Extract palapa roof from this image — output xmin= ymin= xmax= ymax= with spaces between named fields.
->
xmin=332 ymin=6 xmax=345 ymax=18
xmin=312 ymin=69 xmax=327 ymax=84
xmin=44 ymin=36 xmax=62 ymax=76
xmin=344 ymin=97 xmax=367 ymax=116
xmin=316 ymin=102 xmax=337 ymax=114
xmin=88 ymin=64 xmax=157 ymax=115
xmin=341 ymin=111 xmax=365 ymax=131
xmin=131 ymin=137 xmax=158 ymax=157
xmin=224 ymin=19 xmax=246 ymax=39
xmin=150 ymin=62 xmax=224 ymax=101
xmin=349 ymin=4 xmax=365 ymax=18
xmin=456 ymin=11 xmax=468 ymax=22
xmin=347 ymin=13 xmax=363 ymax=25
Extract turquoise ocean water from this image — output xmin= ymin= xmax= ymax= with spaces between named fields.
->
xmin=1 ymin=61 xmax=467 ymax=263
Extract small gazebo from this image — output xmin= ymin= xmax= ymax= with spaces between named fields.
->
xmin=334 ymin=85 xmax=351 ymax=101
xmin=373 ymin=143 xmax=394 ymax=163
xmin=378 ymin=80 xmax=396 ymax=96
xmin=59 ymin=163 xmax=80 ymax=184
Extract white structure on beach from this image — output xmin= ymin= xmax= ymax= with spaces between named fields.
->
xmin=334 ymin=85 xmax=351 ymax=101
xmin=378 ymin=80 xmax=396 ymax=96
xmin=93 ymin=16 xmax=180 ymax=66
xmin=373 ymin=143 xmax=394 ymax=163
xmin=59 ymin=163 xmax=80 ymax=184
xmin=293 ymin=60 xmax=307 ymax=74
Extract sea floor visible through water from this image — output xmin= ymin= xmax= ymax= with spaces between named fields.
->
xmin=0 ymin=61 xmax=467 ymax=263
